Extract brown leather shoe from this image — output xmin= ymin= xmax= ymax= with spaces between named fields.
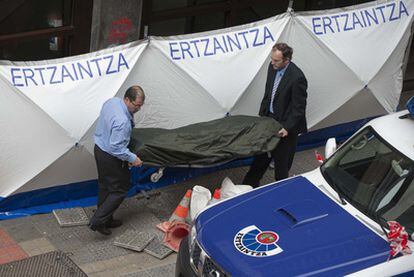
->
xmin=89 ymin=224 xmax=112 ymax=235
xmin=106 ymin=219 xmax=122 ymax=228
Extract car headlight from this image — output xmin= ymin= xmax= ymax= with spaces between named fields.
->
xmin=188 ymin=226 xmax=229 ymax=277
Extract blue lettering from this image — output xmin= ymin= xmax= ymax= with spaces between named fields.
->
xmin=359 ymin=11 xmax=367 ymax=27
xmin=375 ymin=5 xmax=387 ymax=23
xmin=189 ymin=40 xmax=201 ymax=57
xmin=309 ymin=2 xmax=409 ymax=36
xmin=34 ymin=68 xmax=46 ymax=85
xmin=103 ymin=55 xmax=117 ymax=74
xmin=221 ymin=36 xmax=229 ymax=52
xmin=212 ymin=37 xmax=226 ymax=54
xmin=263 ymin=26 xmax=274 ymax=43
xmin=117 ymin=53 xmax=129 ymax=71
xmin=352 ymin=12 xmax=364 ymax=29
xmin=312 ymin=17 xmax=323 ymax=35
xmin=342 ymin=14 xmax=353 ymax=31
xmin=250 ymin=28 xmax=263 ymax=46
xmin=61 ymin=65 xmax=75 ymax=82
xmin=201 ymin=39 xmax=214 ymax=56
xmin=400 ymin=1 xmax=409 ymax=17
xmin=10 ymin=68 xmax=23 ymax=87
xmin=90 ymin=58 xmax=102 ymax=76
xmin=47 ymin=66 xmax=61 ymax=84
xmin=322 ymin=16 xmax=334 ymax=33
xmin=226 ymin=34 xmax=241 ymax=51
xmin=388 ymin=3 xmax=399 ymax=21
xmin=331 ymin=15 xmax=341 ymax=32
xmin=364 ymin=9 xmax=378 ymax=26
xmin=71 ymin=63 xmax=79 ymax=80
xmin=180 ymin=41 xmax=194 ymax=59
xmin=238 ymin=31 xmax=249 ymax=48
xmin=23 ymin=69 xmax=37 ymax=86
xmin=77 ymin=62 xmax=93 ymax=79
xmin=169 ymin=42 xmax=181 ymax=60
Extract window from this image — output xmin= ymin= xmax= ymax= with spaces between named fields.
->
xmin=321 ymin=127 xmax=414 ymax=234
xmin=0 ymin=0 xmax=92 ymax=61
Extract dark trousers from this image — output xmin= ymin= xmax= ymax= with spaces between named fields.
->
xmin=89 ymin=145 xmax=131 ymax=227
xmin=242 ymin=134 xmax=298 ymax=188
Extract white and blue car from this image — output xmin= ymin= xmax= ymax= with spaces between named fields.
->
xmin=176 ymin=106 xmax=414 ymax=276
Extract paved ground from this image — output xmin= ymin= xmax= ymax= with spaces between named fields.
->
xmin=0 ymin=78 xmax=411 ymax=277
xmin=0 ymin=147 xmax=322 ymax=277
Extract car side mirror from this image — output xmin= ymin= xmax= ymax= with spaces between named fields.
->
xmin=325 ymin=138 xmax=337 ymax=159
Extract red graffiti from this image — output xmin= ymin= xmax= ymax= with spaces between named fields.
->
xmin=108 ymin=17 xmax=133 ymax=44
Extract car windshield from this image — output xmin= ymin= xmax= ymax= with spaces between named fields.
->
xmin=321 ymin=127 xmax=414 ymax=235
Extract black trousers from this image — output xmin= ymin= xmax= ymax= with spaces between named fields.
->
xmin=89 ymin=145 xmax=131 ymax=227
xmin=242 ymin=134 xmax=298 ymax=188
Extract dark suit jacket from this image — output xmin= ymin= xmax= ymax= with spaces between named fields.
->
xmin=259 ymin=61 xmax=307 ymax=135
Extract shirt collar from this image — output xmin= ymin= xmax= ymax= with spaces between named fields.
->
xmin=278 ymin=62 xmax=290 ymax=75
xmin=120 ymin=98 xmax=133 ymax=120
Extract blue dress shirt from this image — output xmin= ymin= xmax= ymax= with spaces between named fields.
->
xmin=94 ymin=98 xmax=137 ymax=163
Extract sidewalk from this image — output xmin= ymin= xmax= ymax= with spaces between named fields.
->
xmin=0 ymin=147 xmax=322 ymax=276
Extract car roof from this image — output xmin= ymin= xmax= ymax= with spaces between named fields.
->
xmin=367 ymin=110 xmax=414 ymax=161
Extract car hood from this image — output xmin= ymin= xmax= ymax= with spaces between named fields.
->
xmin=195 ymin=176 xmax=389 ymax=276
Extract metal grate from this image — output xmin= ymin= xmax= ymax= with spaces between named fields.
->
xmin=191 ymin=242 xmax=202 ymax=269
xmin=113 ymin=229 xmax=155 ymax=252
xmin=53 ymin=207 xmax=89 ymax=227
xmin=144 ymin=236 xmax=173 ymax=259
xmin=202 ymin=257 xmax=227 ymax=277
xmin=0 ymin=251 xmax=87 ymax=277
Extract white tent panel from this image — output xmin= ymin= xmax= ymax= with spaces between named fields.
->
xmin=120 ymin=43 xmax=227 ymax=129
xmin=230 ymin=59 xmax=268 ymax=116
xmin=0 ymin=0 xmax=413 ymax=210
xmin=151 ymin=14 xmax=290 ymax=111
xmin=80 ymin=120 xmax=98 ymax=156
xmin=280 ymin=16 xmax=365 ymax=128
xmin=296 ymin=0 xmax=414 ymax=83
xmin=311 ymin=88 xmax=387 ymax=130
xmin=231 ymin=20 xmax=295 ymax=116
xmin=0 ymin=76 xmax=74 ymax=197
xmin=368 ymin=23 xmax=412 ymax=112
xmin=12 ymin=145 xmax=97 ymax=195
xmin=0 ymin=42 xmax=146 ymax=140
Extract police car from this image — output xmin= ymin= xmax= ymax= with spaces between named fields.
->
xmin=176 ymin=99 xmax=414 ymax=276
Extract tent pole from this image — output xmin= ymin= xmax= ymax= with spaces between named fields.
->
xmin=287 ymin=0 xmax=294 ymax=13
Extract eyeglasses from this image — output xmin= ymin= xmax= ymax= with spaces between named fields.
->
xmin=271 ymin=57 xmax=286 ymax=65
xmin=131 ymin=101 xmax=143 ymax=108
xmin=129 ymin=99 xmax=144 ymax=110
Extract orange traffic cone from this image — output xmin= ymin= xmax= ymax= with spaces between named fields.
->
xmin=157 ymin=189 xmax=192 ymax=232
xmin=314 ymin=150 xmax=324 ymax=164
xmin=208 ymin=188 xmax=221 ymax=205
xmin=163 ymin=221 xmax=190 ymax=252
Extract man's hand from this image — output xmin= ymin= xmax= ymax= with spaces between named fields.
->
xmin=130 ymin=157 xmax=143 ymax=167
xmin=278 ymin=128 xmax=288 ymax=138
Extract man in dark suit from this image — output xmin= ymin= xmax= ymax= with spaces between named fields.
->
xmin=243 ymin=42 xmax=307 ymax=187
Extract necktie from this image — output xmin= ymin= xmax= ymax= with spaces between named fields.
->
xmin=269 ymin=70 xmax=282 ymax=114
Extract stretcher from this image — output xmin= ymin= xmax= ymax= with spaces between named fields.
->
xmin=129 ymin=115 xmax=282 ymax=182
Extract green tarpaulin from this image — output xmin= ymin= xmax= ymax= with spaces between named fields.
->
xmin=129 ymin=115 xmax=282 ymax=167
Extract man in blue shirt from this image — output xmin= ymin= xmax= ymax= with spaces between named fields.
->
xmin=89 ymin=85 xmax=145 ymax=235
xmin=243 ymin=43 xmax=307 ymax=187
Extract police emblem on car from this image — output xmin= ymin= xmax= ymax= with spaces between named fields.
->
xmin=234 ymin=225 xmax=283 ymax=257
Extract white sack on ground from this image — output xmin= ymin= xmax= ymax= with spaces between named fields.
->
xmin=221 ymin=177 xmax=253 ymax=199
xmin=190 ymin=186 xmax=211 ymax=221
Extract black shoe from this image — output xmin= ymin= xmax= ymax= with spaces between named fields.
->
xmin=106 ymin=219 xmax=122 ymax=228
xmin=89 ymin=224 xmax=112 ymax=236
